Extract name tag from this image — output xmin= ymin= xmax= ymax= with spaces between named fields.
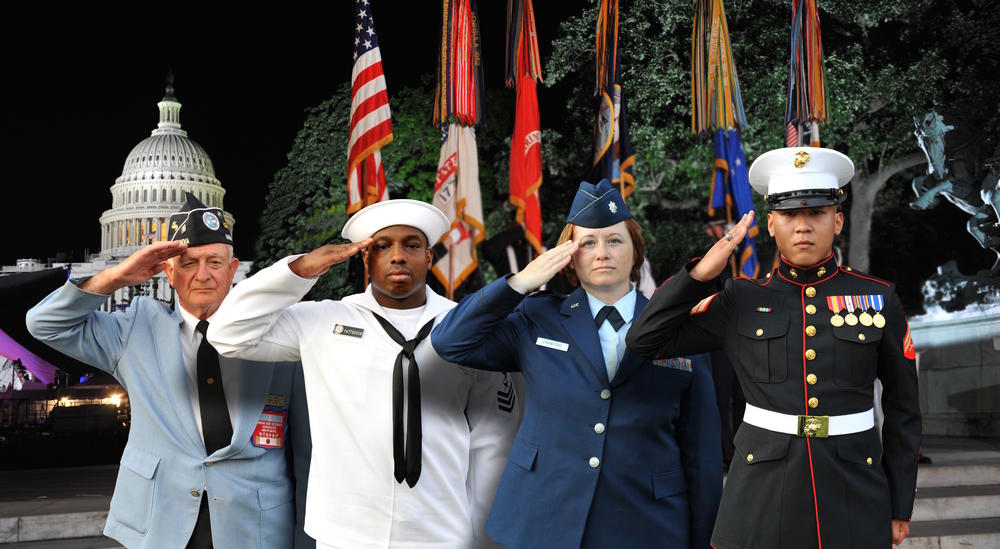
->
xmin=252 ymin=409 xmax=286 ymax=449
xmin=536 ymin=337 xmax=569 ymax=352
xmin=333 ymin=324 xmax=364 ymax=338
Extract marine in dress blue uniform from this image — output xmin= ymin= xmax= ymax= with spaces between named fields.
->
xmin=27 ymin=194 xmax=312 ymax=549
xmin=432 ymin=180 xmax=722 ymax=549
xmin=628 ymin=148 xmax=921 ymax=548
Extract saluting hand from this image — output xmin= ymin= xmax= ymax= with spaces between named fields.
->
xmin=690 ymin=211 xmax=755 ymax=282
xmin=507 ymin=240 xmax=578 ymax=294
xmin=289 ymin=239 xmax=374 ymax=278
xmin=81 ymin=240 xmax=188 ymax=295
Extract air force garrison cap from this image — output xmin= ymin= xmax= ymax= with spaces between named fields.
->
xmin=168 ymin=192 xmax=233 ymax=246
xmin=341 ymin=199 xmax=450 ymax=245
xmin=567 ymin=179 xmax=633 ymax=228
xmin=748 ymin=147 xmax=854 ymax=210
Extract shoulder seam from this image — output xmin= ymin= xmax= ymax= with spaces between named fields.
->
xmin=839 ymin=268 xmax=891 ymax=287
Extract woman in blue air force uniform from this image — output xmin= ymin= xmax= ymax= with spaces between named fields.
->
xmin=431 ymin=180 xmax=722 ymax=549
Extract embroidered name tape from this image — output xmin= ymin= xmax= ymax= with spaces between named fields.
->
xmin=333 ymin=324 xmax=365 ymax=338
xmin=536 ymin=337 xmax=569 ymax=352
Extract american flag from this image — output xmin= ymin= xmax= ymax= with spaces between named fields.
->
xmin=347 ymin=0 xmax=393 ymax=216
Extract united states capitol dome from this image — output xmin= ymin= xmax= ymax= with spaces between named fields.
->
xmin=98 ymin=75 xmax=234 ymax=259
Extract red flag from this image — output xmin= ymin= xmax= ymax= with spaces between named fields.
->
xmin=346 ymin=0 xmax=393 ymax=216
xmin=509 ymin=75 xmax=543 ymax=254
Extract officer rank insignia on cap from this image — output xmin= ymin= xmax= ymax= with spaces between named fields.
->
xmin=167 ymin=192 xmax=233 ymax=247
xmin=566 ymin=179 xmax=632 ymax=228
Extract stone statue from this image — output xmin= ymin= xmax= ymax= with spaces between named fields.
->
xmin=910 ymin=111 xmax=1000 ymax=272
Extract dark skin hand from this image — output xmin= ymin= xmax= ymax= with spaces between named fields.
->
xmin=289 ymin=239 xmax=374 ymax=278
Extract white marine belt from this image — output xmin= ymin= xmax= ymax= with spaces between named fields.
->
xmin=743 ymin=403 xmax=874 ymax=438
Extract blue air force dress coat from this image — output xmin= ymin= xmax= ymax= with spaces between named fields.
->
xmin=627 ymin=255 xmax=921 ymax=549
xmin=26 ymin=281 xmax=308 ymax=549
xmin=431 ymin=278 xmax=722 ymax=549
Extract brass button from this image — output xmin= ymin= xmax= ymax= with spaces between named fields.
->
xmin=858 ymin=333 xmax=866 ymax=341
xmin=746 ymin=453 xmax=754 ymax=463
xmin=191 ymin=489 xmax=200 ymax=498
xmin=755 ymin=328 xmax=764 ymax=337
xmin=805 ymin=287 xmax=817 ymax=298
xmin=805 ymin=325 xmax=817 ymax=337
xmin=808 ymin=397 xmax=819 ymax=409
xmin=600 ymin=389 xmax=611 ymax=400
xmin=866 ymin=457 xmax=873 ymax=466
xmin=206 ymin=377 xmax=215 ymax=385
xmin=807 ymin=373 xmax=817 ymax=385
xmin=204 ymin=461 xmax=213 ymax=467
xmin=805 ymin=304 xmax=817 ymax=315
xmin=594 ymin=423 xmax=606 ymax=434
xmin=805 ymin=349 xmax=816 ymax=360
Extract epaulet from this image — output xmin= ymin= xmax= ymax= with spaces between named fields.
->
xmin=839 ymin=266 xmax=891 ymax=287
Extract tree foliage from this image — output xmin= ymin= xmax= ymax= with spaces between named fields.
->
xmin=543 ymin=0 xmax=999 ymax=308
xmin=257 ymin=0 xmax=998 ymax=310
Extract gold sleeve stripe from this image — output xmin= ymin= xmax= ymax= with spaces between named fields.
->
xmin=690 ymin=293 xmax=718 ymax=316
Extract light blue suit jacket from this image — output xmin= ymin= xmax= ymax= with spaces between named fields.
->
xmin=27 ymin=281 xmax=310 ymax=549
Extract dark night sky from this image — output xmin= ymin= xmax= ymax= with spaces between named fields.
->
xmin=1 ymin=4 xmax=552 ymax=267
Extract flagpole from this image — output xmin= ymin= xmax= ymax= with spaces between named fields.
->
xmin=448 ymin=244 xmax=454 ymax=300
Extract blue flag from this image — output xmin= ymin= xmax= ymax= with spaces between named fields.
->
xmin=709 ymin=129 xmax=759 ymax=278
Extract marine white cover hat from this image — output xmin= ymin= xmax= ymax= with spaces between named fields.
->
xmin=748 ymin=147 xmax=855 ymax=210
xmin=341 ymin=199 xmax=450 ymax=244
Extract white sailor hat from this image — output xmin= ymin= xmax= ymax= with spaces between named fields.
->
xmin=748 ymin=147 xmax=854 ymax=210
xmin=341 ymin=199 xmax=450 ymax=244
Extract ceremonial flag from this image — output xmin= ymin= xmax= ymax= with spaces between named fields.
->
xmin=432 ymin=124 xmax=485 ymax=298
xmin=691 ymin=0 xmax=748 ymax=134
xmin=506 ymin=0 xmax=543 ymax=254
xmin=434 ymin=0 xmax=485 ymax=127
xmin=709 ymin=129 xmax=759 ymax=278
xmin=432 ymin=0 xmax=486 ymax=298
xmin=347 ymin=0 xmax=393 ymax=216
xmin=784 ymin=0 xmax=828 ymax=146
xmin=593 ymin=0 xmax=635 ymax=199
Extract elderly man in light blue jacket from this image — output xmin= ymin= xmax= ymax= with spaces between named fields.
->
xmin=27 ymin=194 xmax=312 ymax=549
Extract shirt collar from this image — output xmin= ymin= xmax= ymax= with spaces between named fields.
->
xmin=585 ymin=286 xmax=637 ymax=324
xmin=175 ymin=301 xmax=216 ymax=338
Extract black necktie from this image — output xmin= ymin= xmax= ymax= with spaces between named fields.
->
xmin=371 ymin=313 xmax=436 ymax=488
xmin=195 ymin=320 xmax=233 ymax=455
xmin=595 ymin=305 xmax=626 ymax=331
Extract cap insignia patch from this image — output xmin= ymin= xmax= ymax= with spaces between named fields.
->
xmin=202 ymin=212 xmax=221 ymax=231
xmin=608 ymin=201 xmax=617 ymax=214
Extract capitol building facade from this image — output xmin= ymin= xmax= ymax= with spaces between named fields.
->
xmin=3 ymin=79 xmax=250 ymax=305
xmin=98 ymin=82 xmax=235 ymax=259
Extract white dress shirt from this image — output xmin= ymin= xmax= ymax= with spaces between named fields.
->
xmin=585 ymin=287 xmax=636 ymax=381
xmin=176 ymin=303 xmax=240 ymax=446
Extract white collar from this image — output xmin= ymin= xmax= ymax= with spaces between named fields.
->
xmin=585 ymin=286 xmax=636 ymax=324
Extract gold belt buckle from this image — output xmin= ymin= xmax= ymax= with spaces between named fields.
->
xmin=797 ymin=415 xmax=829 ymax=438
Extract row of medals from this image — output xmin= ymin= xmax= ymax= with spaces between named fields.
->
xmin=830 ymin=310 xmax=885 ymax=328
